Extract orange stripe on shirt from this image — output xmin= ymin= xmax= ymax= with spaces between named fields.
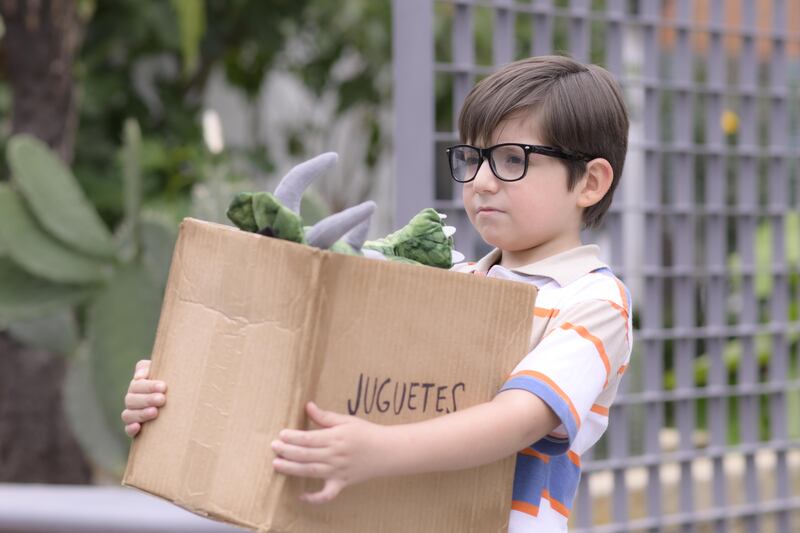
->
xmin=508 ymin=370 xmax=581 ymax=429
xmin=534 ymin=307 xmax=560 ymax=318
xmin=567 ymin=450 xmax=581 ymax=467
xmin=590 ymin=404 xmax=609 ymax=416
xmin=542 ymin=489 xmax=571 ymax=518
xmin=607 ymin=299 xmax=629 ymax=320
xmin=511 ymin=500 xmax=539 ymax=517
xmin=520 ymin=448 xmax=550 ymax=463
xmin=617 ymin=364 xmax=628 ymax=375
xmin=560 ymin=322 xmax=611 ymax=387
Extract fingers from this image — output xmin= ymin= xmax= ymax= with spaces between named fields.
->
xmin=125 ymin=391 xmax=166 ymax=410
xmin=272 ymin=457 xmax=332 ymax=479
xmin=121 ymin=406 xmax=160 ymax=425
xmin=128 ymin=379 xmax=166 ymax=394
xmin=300 ymin=479 xmax=345 ymax=504
xmin=134 ymin=359 xmax=151 ymax=379
xmin=278 ymin=427 xmax=330 ymax=448
xmin=123 ymin=360 xmax=162 ymax=438
xmin=271 ymin=440 xmax=332 ymax=464
xmin=305 ymin=402 xmax=351 ymax=428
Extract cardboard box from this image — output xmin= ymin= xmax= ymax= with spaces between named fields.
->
xmin=122 ymin=218 xmax=537 ymax=532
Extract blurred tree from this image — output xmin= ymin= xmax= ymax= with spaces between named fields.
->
xmin=0 ymin=0 xmax=87 ymax=162
xmin=0 ymin=0 xmax=92 ymax=483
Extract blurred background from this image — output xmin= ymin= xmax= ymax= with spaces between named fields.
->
xmin=0 ymin=0 xmax=393 ymax=485
xmin=0 ymin=0 xmax=799 ymax=532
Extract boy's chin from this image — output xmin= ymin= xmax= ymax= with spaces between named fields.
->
xmin=477 ymin=232 xmax=511 ymax=251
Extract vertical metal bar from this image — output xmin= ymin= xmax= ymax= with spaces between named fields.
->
xmin=492 ymin=0 xmax=514 ymax=66
xmin=569 ymin=0 xmax=590 ymax=63
xmin=452 ymin=1 xmax=475 ymax=127
xmin=605 ymin=0 xmax=625 ymax=74
xmin=532 ymin=0 xmax=554 ymax=56
xmin=575 ymin=469 xmax=593 ymax=529
xmin=605 ymin=0 xmax=626 ymax=287
xmin=640 ymin=1 xmax=664 ymax=530
xmin=768 ymin=1 xmax=791 ymax=532
xmin=704 ymin=2 xmax=729 ymax=532
xmin=450 ymin=1 xmax=479 ymax=259
xmin=736 ymin=2 xmax=761 ymax=530
xmin=393 ymin=0 xmax=435 ymax=227
xmin=605 ymin=1 xmax=629 ymax=526
xmin=669 ymin=3 xmax=696 ymax=532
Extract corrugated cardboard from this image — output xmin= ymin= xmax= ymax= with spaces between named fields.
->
xmin=122 ymin=218 xmax=537 ymax=532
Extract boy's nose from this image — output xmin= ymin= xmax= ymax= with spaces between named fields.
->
xmin=471 ymin=159 xmax=499 ymax=193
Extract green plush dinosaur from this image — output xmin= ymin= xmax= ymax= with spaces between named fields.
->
xmin=226 ymin=153 xmax=462 ymax=268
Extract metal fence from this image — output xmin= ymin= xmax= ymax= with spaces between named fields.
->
xmin=393 ymin=0 xmax=800 ymax=531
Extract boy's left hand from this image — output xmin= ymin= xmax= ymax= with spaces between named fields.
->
xmin=272 ymin=401 xmax=388 ymax=504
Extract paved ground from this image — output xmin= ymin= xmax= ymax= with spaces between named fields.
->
xmin=0 ymin=483 xmax=245 ymax=532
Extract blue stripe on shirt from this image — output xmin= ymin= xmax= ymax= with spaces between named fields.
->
xmin=501 ymin=375 xmax=578 ymax=455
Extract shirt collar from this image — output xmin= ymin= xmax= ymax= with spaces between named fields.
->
xmin=474 ymin=245 xmax=608 ymax=286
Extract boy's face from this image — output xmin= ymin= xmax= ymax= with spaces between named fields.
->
xmin=461 ymin=115 xmax=585 ymax=267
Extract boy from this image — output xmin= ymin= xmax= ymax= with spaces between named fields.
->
xmin=123 ymin=55 xmax=632 ymax=531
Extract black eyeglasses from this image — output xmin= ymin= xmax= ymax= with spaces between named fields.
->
xmin=445 ymin=143 xmax=594 ymax=183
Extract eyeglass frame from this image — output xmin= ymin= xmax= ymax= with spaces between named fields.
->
xmin=445 ymin=142 xmax=596 ymax=183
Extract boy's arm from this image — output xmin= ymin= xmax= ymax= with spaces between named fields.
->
xmin=272 ymin=389 xmax=559 ymax=503
xmin=274 ymin=285 xmax=632 ymax=504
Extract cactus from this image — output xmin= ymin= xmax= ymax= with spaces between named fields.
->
xmin=0 ymin=185 xmax=113 ymax=284
xmin=87 ymin=262 xmax=163 ymax=439
xmin=0 ymin=257 xmax=92 ymax=321
xmin=63 ymin=343 xmax=130 ymax=477
xmin=7 ymin=135 xmax=117 ymax=258
xmin=115 ymin=119 xmax=144 ymax=263
xmin=0 ymin=125 xmax=177 ymax=478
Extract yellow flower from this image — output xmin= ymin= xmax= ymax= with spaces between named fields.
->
xmin=721 ymin=109 xmax=739 ymax=136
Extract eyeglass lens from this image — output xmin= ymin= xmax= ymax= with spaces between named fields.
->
xmin=450 ymin=145 xmax=527 ymax=182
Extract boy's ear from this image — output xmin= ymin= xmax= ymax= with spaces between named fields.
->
xmin=576 ymin=158 xmax=614 ymax=209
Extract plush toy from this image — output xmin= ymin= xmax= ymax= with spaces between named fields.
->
xmin=226 ymin=153 xmax=463 ymax=268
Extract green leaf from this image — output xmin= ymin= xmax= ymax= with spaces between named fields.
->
xmin=789 ymin=354 xmax=800 ymax=439
xmin=753 ymin=213 xmax=800 ymax=298
xmin=114 ymin=119 xmax=144 ymax=263
xmin=0 ymin=185 xmax=113 ymax=284
xmin=170 ymin=0 xmax=206 ymax=77
xmin=139 ymin=212 xmax=178 ymax=287
xmin=63 ymin=344 xmax=129 ymax=478
xmin=7 ymin=135 xmax=116 ymax=258
xmin=7 ymin=309 xmax=80 ymax=355
xmin=88 ymin=261 xmax=163 ymax=435
xmin=0 ymin=258 xmax=92 ymax=320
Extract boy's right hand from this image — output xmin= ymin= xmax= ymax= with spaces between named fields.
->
xmin=121 ymin=359 xmax=167 ymax=438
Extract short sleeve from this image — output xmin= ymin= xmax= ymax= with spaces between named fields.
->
xmin=499 ymin=297 xmax=630 ymax=455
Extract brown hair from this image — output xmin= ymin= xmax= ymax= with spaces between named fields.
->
xmin=458 ymin=55 xmax=629 ymax=228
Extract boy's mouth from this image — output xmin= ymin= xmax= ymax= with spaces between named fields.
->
xmin=476 ymin=207 xmax=502 ymax=214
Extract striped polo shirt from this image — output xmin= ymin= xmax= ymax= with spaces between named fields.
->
xmin=452 ymin=245 xmax=632 ymax=532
